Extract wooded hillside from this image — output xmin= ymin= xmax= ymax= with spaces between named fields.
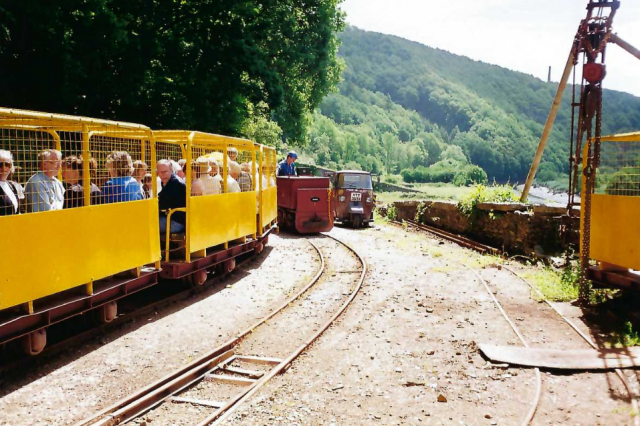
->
xmin=304 ymin=27 xmax=640 ymax=183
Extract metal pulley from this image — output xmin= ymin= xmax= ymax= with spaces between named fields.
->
xmin=583 ymin=63 xmax=606 ymax=84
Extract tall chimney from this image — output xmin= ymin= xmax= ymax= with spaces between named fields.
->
xmin=547 ymin=66 xmax=552 ymax=83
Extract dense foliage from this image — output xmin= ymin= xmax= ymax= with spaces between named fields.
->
xmin=303 ymin=27 xmax=640 ymax=183
xmin=0 ymin=0 xmax=345 ymax=144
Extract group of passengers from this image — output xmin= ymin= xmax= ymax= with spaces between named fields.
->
xmin=0 ymin=147 xmax=272 ymax=223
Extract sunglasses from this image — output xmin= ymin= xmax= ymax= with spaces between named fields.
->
xmin=0 ymin=161 xmax=12 ymax=168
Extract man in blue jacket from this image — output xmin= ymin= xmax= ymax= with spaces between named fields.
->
xmin=276 ymin=151 xmax=298 ymax=177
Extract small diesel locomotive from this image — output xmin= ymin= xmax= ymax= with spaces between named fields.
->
xmin=276 ymin=176 xmax=333 ymax=234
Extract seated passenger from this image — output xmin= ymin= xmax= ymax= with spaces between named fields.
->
xmin=25 ymin=149 xmax=65 ymax=212
xmin=0 ymin=149 xmax=21 ymax=216
xmin=157 ymin=159 xmax=186 ymax=233
xmin=228 ymin=147 xmax=238 ymax=163
xmin=192 ymin=157 xmax=221 ymax=196
xmin=62 ymin=155 xmax=101 ymax=208
xmin=101 ymin=151 xmax=143 ymax=204
xmin=175 ymin=159 xmax=186 ymax=181
xmin=211 ymin=161 xmax=223 ymax=186
xmin=240 ymin=162 xmax=254 ymax=192
xmin=142 ymin=173 xmax=153 ymax=199
xmin=133 ymin=160 xmax=148 ymax=198
xmin=225 ymin=164 xmax=241 ymax=193
xmin=230 ymin=161 xmax=252 ymax=192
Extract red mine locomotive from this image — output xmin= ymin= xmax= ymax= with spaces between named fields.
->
xmin=276 ymin=176 xmax=334 ymax=233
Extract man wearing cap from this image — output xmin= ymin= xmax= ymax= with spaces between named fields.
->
xmin=277 ymin=151 xmax=298 ymax=177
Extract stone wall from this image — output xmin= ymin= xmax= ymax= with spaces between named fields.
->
xmin=386 ymin=200 xmax=580 ymax=256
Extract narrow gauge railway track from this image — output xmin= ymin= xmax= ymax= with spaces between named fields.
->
xmin=397 ymin=219 xmax=639 ymax=425
xmin=75 ymin=235 xmax=366 ymax=426
xmin=0 ymin=250 xmax=266 ymax=377
xmin=393 ymin=219 xmax=499 ymax=255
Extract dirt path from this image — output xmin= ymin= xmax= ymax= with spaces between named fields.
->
xmin=1 ymin=223 xmax=637 ymax=426
xmin=220 ymin=224 xmax=636 ymax=426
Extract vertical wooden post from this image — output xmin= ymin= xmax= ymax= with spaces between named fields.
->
xmin=520 ymin=48 xmax=576 ymax=202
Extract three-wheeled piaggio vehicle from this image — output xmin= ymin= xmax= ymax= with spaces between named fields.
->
xmin=331 ymin=170 xmax=375 ymax=227
xmin=277 ymin=176 xmax=334 ymax=233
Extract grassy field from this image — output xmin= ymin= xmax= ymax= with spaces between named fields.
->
xmin=376 ymin=183 xmax=479 ymax=203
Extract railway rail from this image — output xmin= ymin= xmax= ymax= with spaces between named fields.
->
xmin=396 ymin=218 xmax=499 ymax=255
xmin=396 ymin=218 xmax=639 ymax=425
xmin=75 ymin=234 xmax=366 ymax=426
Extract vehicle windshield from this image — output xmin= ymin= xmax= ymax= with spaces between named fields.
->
xmin=337 ymin=174 xmax=372 ymax=189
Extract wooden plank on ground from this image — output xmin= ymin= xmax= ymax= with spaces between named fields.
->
xmin=480 ymin=344 xmax=640 ymax=370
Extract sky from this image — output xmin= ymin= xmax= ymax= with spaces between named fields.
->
xmin=340 ymin=0 xmax=640 ymax=97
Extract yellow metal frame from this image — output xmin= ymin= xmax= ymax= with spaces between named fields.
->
xmin=259 ymin=145 xmax=278 ymax=232
xmin=0 ymin=109 xmax=160 ymax=311
xmin=153 ymin=131 xmax=270 ymax=262
xmin=581 ymin=132 xmax=640 ymax=270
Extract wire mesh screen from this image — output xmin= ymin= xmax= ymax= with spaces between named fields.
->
xmin=0 ymin=109 xmax=153 ymax=216
xmin=596 ymin=141 xmax=640 ymax=197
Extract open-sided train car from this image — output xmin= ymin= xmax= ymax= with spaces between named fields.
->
xmin=0 ymin=107 xmax=277 ymax=355
xmin=276 ymin=176 xmax=333 ymax=233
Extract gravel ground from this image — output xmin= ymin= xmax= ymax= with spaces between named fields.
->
xmin=1 ymin=223 xmax=638 ymax=426
xmin=220 ymin=224 xmax=637 ymax=426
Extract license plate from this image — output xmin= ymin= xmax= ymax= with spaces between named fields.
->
xmin=350 ymin=192 xmax=362 ymax=201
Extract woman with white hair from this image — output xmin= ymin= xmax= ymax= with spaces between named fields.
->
xmin=192 ymin=157 xmax=221 ymax=196
xmin=0 ymin=149 xmax=21 ymax=215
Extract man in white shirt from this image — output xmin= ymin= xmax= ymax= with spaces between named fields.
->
xmin=25 ymin=149 xmax=65 ymax=212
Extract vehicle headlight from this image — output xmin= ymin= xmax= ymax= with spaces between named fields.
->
xmin=366 ymin=197 xmax=372 ymax=203
xmin=339 ymin=196 xmax=346 ymax=202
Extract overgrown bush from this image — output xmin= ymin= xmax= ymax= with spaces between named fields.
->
xmin=387 ymin=204 xmax=398 ymax=221
xmin=401 ymin=160 xmax=487 ymax=187
xmin=385 ymin=175 xmax=400 ymax=184
xmin=452 ymin=164 xmax=488 ymax=186
xmin=457 ymin=184 xmax=517 ymax=217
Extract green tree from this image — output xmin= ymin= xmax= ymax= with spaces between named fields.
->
xmin=0 ymin=0 xmax=345 ymax=144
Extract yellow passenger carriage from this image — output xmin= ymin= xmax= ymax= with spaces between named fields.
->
xmin=0 ymin=108 xmax=277 ymax=355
